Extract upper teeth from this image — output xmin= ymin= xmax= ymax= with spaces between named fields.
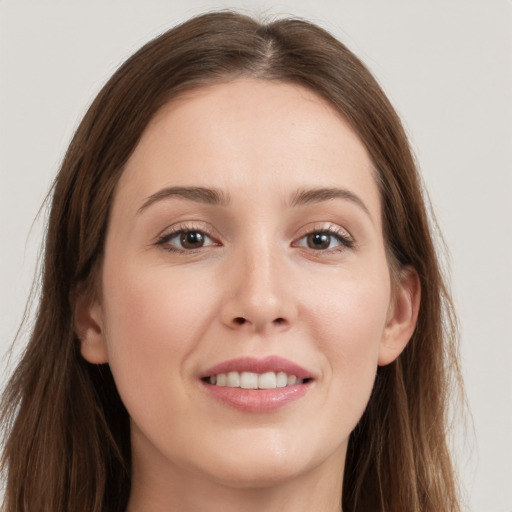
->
xmin=209 ymin=371 xmax=302 ymax=389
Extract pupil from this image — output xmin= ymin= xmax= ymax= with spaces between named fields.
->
xmin=181 ymin=231 xmax=204 ymax=249
xmin=308 ymin=232 xmax=330 ymax=250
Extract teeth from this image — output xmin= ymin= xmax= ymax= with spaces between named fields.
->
xmin=258 ymin=371 xmax=276 ymax=389
xmin=276 ymin=372 xmax=287 ymax=388
xmin=227 ymin=371 xmax=240 ymax=387
xmin=240 ymin=371 xmax=258 ymax=389
xmin=287 ymin=375 xmax=297 ymax=386
xmin=208 ymin=371 xmax=304 ymax=389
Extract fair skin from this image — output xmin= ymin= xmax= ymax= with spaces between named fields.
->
xmin=76 ymin=79 xmax=420 ymax=512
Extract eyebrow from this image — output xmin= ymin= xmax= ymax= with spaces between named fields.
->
xmin=138 ymin=186 xmax=230 ymax=213
xmin=138 ymin=184 xmax=372 ymax=221
xmin=290 ymin=187 xmax=373 ymax=220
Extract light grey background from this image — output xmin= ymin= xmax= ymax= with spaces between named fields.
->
xmin=1 ymin=1 xmax=511 ymax=510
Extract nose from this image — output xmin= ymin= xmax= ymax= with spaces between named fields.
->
xmin=219 ymin=238 xmax=297 ymax=334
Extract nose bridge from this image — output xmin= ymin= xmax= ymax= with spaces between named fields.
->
xmin=221 ymin=228 xmax=295 ymax=332
xmin=244 ymin=236 xmax=279 ymax=306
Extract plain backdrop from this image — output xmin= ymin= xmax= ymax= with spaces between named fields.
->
xmin=1 ymin=1 xmax=511 ymax=510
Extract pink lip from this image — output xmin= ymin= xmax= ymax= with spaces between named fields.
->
xmin=200 ymin=356 xmax=313 ymax=413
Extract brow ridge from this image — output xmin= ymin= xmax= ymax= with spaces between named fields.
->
xmin=290 ymin=187 xmax=372 ymax=219
xmin=138 ymin=186 xmax=230 ymax=213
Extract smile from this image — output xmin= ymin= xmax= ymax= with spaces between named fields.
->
xmin=207 ymin=371 xmax=304 ymax=389
xmin=200 ymin=356 xmax=313 ymax=412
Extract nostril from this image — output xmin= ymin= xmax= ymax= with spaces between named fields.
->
xmin=231 ymin=317 xmax=287 ymax=327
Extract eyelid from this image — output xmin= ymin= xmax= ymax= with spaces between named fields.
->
xmin=292 ymin=223 xmax=355 ymax=251
xmin=153 ymin=221 xmax=354 ymax=254
xmin=155 ymin=222 xmax=221 ymax=252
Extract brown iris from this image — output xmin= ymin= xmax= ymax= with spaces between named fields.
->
xmin=307 ymin=232 xmax=331 ymax=250
xmin=180 ymin=231 xmax=205 ymax=249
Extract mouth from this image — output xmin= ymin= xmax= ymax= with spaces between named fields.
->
xmin=200 ymin=356 xmax=314 ymax=412
xmin=203 ymin=371 xmax=311 ymax=389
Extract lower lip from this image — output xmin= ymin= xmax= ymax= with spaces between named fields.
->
xmin=202 ymin=381 xmax=312 ymax=412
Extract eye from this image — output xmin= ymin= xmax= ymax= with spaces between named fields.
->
xmin=157 ymin=229 xmax=217 ymax=252
xmin=295 ymin=228 xmax=354 ymax=251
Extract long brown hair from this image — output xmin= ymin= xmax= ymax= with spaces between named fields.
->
xmin=1 ymin=11 xmax=462 ymax=512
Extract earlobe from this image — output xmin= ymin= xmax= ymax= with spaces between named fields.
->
xmin=74 ymin=290 xmax=109 ymax=364
xmin=378 ymin=267 xmax=421 ymax=366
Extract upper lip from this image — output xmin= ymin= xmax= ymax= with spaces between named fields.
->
xmin=200 ymin=356 xmax=313 ymax=381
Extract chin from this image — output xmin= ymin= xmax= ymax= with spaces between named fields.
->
xmin=190 ymin=429 xmax=344 ymax=490
xmin=202 ymin=455 xmax=308 ymax=490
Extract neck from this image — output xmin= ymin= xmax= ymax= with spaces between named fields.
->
xmin=126 ymin=434 xmax=345 ymax=512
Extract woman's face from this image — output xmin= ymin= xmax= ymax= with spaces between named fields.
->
xmin=78 ymin=79 xmax=417 ymax=491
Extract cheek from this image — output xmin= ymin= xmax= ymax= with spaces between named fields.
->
xmin=307 ymin=271 xmax=390 ymax=415
xmin=100 ymin=263 xmax=217 ymax=403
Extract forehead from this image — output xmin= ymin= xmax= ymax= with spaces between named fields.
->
xmin=117 ymin=79 xmax=380 ymax=219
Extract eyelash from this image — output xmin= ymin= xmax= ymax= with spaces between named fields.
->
xmin=293 ymin=226 xmax=355 ymax=252
xmin=156 ymin=224 xmax=218 ymax=253
xmin=155 ymin=224 xmax=354 ymax=254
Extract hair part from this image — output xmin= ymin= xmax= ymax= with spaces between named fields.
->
xmin=1 ymin=10 xmax=462 ymax=512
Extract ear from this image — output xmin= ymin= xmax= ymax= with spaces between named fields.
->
xmin=74 ymin=289 xmax=109 ymax=364
xmin=378 ymin=266 xmax=421 ymax=366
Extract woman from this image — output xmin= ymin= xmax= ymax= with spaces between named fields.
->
xmin=0 ymin=11 xmax=461 ymax=512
